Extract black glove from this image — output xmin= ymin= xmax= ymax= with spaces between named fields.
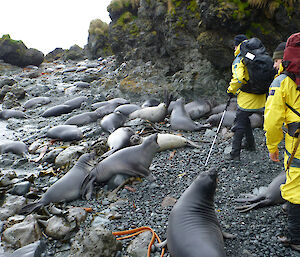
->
xmin=227 ymin=92 xmax=234 ymax=98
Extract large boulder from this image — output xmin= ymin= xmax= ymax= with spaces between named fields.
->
xmin=0 ymin=34 xmax=44 ymax=67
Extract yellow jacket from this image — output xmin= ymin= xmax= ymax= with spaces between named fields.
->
xmin=227 ymin=46 xmax=266 ymax=111
xmin=264 ymin=74 xmax=300 ymax=204
xmin=264 ymin=74 xmax=300 ymax=155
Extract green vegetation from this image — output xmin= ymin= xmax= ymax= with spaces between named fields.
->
xmin=107 ymin=0 xmax=140 ymax=13
xmin=1 ymin=34 xmax=24 ymax=45
xmin=88 ymin=19 xmax=109 ymax=36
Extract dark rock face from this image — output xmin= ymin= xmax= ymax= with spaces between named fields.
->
xmin=45 ymin=48 xmax=65 ymax=62
xmin=0 ymin=35 xmax=44 ymax=67
xmin=87 ymin=0 xmax=299 ymax=74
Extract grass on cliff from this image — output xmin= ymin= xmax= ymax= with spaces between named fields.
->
xmin=89 ymin=19 xmax=109 ymax=36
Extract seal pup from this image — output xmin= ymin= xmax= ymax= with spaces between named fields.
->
xmin=63 ymin=96 xmax=88 ymax=110
xmin=211 ymin=98 xmax=237 ymax=114
xmin=235 ymin=172 xmax=286 ymax=212
xmin=185 ymin=99 xmax=212 ymax=120
xmin=41 ymin=105 xmax=73 ymax=117
xmin=170 ymin=98 xmax=210 ymax=131
xmin=138 ymin=133 xmax=204 ymax=152
xmin=167 ymin=168 xmax=226 ymax=257
xmin=81 ymin=134 xmax=159 ymax=199
xmin=94 ymin=102 xmax=121 ymax=118
xmin=100 ymin=112 xmax=127 ymax=133
xmin=91 ymin=98 xmax=129 ymax=110
xmin=20 ymin=153 xmax=95 ymax=214
xmin=129 ymin=103 xmax=167 ymax=123
xmin=0 ymin=141 xmax=28 ymax=156
xmin=114 ymin=104 xmax=141 ymax=116
xmin=141 ymin=99 xmax=160 ymax=108
xmin=0 ymin=110 xmax=26 ymax=119
xmin=46 ymin=125 xmax=83 ymax=141
xmin=23 ymin=96 xmax=51 ymax=109
xmin=102 ymin=127 xmax=137 ymax=157
xmin=64 ymin=111 xmax=101 ymax=126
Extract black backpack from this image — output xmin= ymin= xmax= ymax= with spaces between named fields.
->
xmin=239 ymin=38 xmax=276 ymax=94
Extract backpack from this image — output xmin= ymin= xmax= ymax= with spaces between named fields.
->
xmin=239 ymin=37 xmax=276 ymax=94
xmin=282 ymin=32 xmax=300 ymax=88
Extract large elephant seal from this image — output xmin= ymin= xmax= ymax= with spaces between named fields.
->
xmin=211 ymin=98 xmax=237 ymax=114
xmin=20 ymin=153 xmax=95 ymax=214
xmin=46 ymin=125 xmax=83 ymax=141
xmin=64 ymin=111 xmax=101 ymax=126
xmin=81 ymin=134 xmax=159 ymax=199
xmin=100 ymin=112 xmax=127 ymax=133
xmin=0 ymin=141 xmax=28 ymax=156
xmin=207 ymin=111 xmax=263 ymax=128
xmin=41 ymin=105 xmax=73 ymax=117
xmin=170 ymin=98 xmax=210 ymax=131
xmin=0 ymin=110 xmax=26 ymax=119
xmin=185 ymin=99 xmax=212 ymax=120
xmin=129 ymin=103 xmax=167 ymax=123
xmin=235 ymin=172 xmax=286 ymax=212
xmin=167 ymin=168 xmax=226 ymax=257
xmin=94 ymin=102 xmax=121 ymax=118
xmin=102 ymin=127 xmax=137 ymax=157
xmin=23 ymin=96 xmax=51 ymax=109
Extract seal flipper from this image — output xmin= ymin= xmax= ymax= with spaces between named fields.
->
xmin=19 ymin=201 xmax=43 ymax=215
xmin=80 ymin=173 xmax=95 ymax=200
xmin=235 ymin=199 xmax=270 ymax=212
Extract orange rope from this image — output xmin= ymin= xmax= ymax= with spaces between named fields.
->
xmin=112 ymin=226 xmax=165 ymax=257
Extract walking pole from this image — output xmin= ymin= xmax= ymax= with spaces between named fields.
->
xmin=286 ymin=128 xmax=300 ymax=171
xmin=204 ymin=96 xmax=232 ymax=166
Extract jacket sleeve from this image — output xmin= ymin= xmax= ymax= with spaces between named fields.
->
xmin=227 ymin=59 xmax=246 ymax=95
xmin=264 ymin=83 xmax=285 ymax=153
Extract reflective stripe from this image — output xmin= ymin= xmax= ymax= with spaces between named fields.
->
xmin=270 ymin=74 xmax=287 ymax=88
xmin=285 ymin=149 xmax=300 ymax=168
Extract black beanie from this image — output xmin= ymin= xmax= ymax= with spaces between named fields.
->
xmin=273 ymin=42 xmax=286 ymax=60
xmin=234 ymin=34 xmax=247 ymax=46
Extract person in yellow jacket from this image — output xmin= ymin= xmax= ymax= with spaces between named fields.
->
xmin=227 ymin=35 xmax=266 ymax=160
xmin=264 ymin=32 xmax=300 ymax=251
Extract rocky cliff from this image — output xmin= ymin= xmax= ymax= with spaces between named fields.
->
xmin=87 ymin=0 xmax=299 ymax=99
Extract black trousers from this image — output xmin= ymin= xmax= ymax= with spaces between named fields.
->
xmin=230 ymin=109 xmax=255 ymax=157
xmin=287 ymin=202 xmax=300 ymax=244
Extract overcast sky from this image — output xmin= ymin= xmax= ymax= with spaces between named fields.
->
xmin=0 ymin=0 xmax=112 ymax=55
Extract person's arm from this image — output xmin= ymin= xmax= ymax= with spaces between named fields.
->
xmin=227 ymin=59 xmax=246 ymax=95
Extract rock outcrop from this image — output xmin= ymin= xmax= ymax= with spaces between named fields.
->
xmin=0 ymin=34 xmax=44 ymax=67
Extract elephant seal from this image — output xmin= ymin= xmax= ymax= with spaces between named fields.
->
xmin=0 ymin=141 xmax=28 ymax=156
xmin=91 ymin=98 xmax=129 ymax=110
xmin=23 ymin=96 xmax=51 ymax=109
xmin=100 ymin=112 xmax=127 ymax=133
xmin=211 ymin=98 xmax=237 ymax=114
xmin=102 ymin=127 xmax=137 ymax=157
xmin=81 ymin=134 xmax=159 ymax=199
xmin=114 ymin=104 xmax=141 ymax=116
xmin=129 ymin=103 xmax=167 ymax=123
xmin=41 ymin=105 xmax=73 ymax=117
xmin=0 ymin=110 xmax=26 ymax=119
xmin=20 ymin=153 xmax=95 ymax=214
xmin=94 ymin=102 xmax=121 ymax=118
xmin=141 ymin=99 xmax=160 ymax=108
xmin=235 ymin=172 xmax=286 ymax=212
xmin=46 ymin=125 xmax=83 ymax=141
xmin=64 ymin=111 xmax=101 ymax=126
xmin=167 ymin=168 xmax=226 ymax=257
xmin=63 ymin=96 xmax=88 ymax=110
xmin=207 ymin=111 xmax=263 ymax=128
xmin=170 ymin=98 xmax=210 ymax=131
xmin=185 ymin=99 xmax=212 ymax=120
xmin=138 ymin=133 xmax=203 ymax=152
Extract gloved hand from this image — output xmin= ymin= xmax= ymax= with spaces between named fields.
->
xmin=227 ymin=92 xmax=234 ymax=98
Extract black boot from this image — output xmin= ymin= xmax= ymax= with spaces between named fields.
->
xmin=230 ymin=131 xmax=244 ymax=161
